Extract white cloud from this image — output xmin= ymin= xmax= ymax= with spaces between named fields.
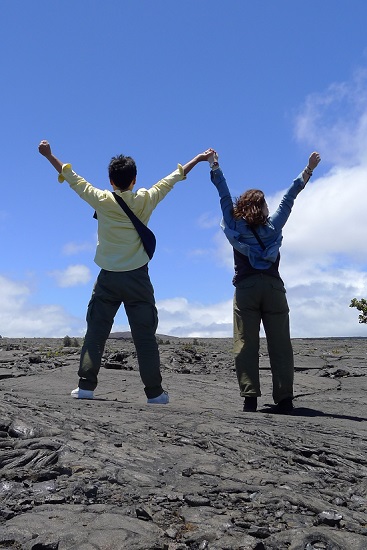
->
xmin=281 ymin=72 xmax=367 ymax=336
xmin=198 ymin=79 xmax=367 ymax=338
xmin=203 ymin=174 xmax=367 ymax=337
xmin=188 ymin=230 xmax=234 ymax=268
xmin=156 ymin=297 xmax=232 ymax=337
xmin=201 ymin=135 xmax=367 ymax=338
xmin=295 ymin=68 xmax=367 ymax=166
xmin=3 ymin=71 xmax=367 ymax=339
xmin=159 ymin=298 xmax=230 ymax=338
xmin=0 ymin=275 xmax=82 ymax=338
xmin=285 ymin=267 xmax=367 ymax=337
xmin=196 ymin=211 xmax=221 ymax=229
xmin=187 ymin=248 xmax=212 ymax=259
xmin=272 ymin=165 xmax=367 ymax=266
xmin=112 ymin=296 xmax=233 ymax=338
xmin=211 ymin=230 xmax=233 ymax=269
xmin=62 ymin=241 xmax=94 ymax=255
xmin=0 ymin=267 xmax=364 ymax=339
xmin=49 ymin=264 xmax=92 ymax=288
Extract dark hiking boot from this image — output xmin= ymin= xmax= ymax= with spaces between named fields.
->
xmin=274 ymin=397 xmax=294 ymax=414
xmin=243 ymin=396 xmax=257 ymax=412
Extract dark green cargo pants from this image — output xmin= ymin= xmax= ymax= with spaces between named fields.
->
xmin=233 ymin=274 xmax=294 ymax=404
xmin=78 ymin=266 xmax=163 ymax=399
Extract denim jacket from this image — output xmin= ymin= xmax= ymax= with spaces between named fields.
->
xmin=210 ymin=167 xmax=306 ymax=270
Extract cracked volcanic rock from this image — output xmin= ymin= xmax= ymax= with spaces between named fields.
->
xmin=0 ymin=336 xmax=366 ymax=549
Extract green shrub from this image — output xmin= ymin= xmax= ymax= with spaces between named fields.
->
xmin=63 ymin=335 xmax=72 ymax=347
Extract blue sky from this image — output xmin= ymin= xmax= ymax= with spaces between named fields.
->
xmin=2 ymin=0 xmax=367 ymax=337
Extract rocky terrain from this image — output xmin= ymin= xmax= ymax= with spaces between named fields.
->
xmin=0 ymin=335 xmax=366 ymax=550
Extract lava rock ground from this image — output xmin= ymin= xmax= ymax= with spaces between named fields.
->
xmin=0 ymin=336 xmax=366 ymax=550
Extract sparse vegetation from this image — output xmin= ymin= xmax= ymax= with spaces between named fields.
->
xmin=63 ymin=336 xmax=80 ymax=347
xmin=63 ymin=335 xmax=72 ymax=347
xmin=350 ymin=298 xmax=367 ymax=324
xmin=45 ymin=349 xmax=63 ymax=358
xmin=156 ymin=337 xmax=171 ymax=345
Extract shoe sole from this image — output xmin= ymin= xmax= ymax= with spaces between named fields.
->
xmin=71 ymin=390 xmax=94 ymax=399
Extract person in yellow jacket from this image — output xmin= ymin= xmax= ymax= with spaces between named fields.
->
xmin=38 ymin=140 xmax=214 ymax=404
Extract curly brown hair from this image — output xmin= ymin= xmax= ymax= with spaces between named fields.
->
xmin=233 ymin=189 xmax=267 ymax=226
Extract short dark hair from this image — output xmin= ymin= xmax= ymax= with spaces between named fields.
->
xmin=108 ymin=155 xmax=137 ymax=190
xmin=233 ymin=189 xmax=267 ymax=226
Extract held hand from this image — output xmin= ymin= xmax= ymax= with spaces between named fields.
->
xmin=182 ymin=149 xmax=218 ymax=176
xmin=197 ymin=148 xmax=217 ymax=162
xmin=38 ymin=140 xmax=52 ymax=158
xmin=308 ymin=151 xmax=321 ymax=171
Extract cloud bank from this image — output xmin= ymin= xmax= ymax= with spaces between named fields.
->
xmin=0 ymin=275 xmax=81 ymax=338
xmin=2 ymin=71 xmax=367 ymax=338
xmin=48 ymin=265 xmax=92 ymax=288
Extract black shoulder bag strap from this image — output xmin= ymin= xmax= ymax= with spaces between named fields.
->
xmin=93 ymin=194 xmax=156 ymax=260
xmin=249 ymin=225 xmax=266 ymax=250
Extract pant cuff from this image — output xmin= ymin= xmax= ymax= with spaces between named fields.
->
xmin=78 ymin=378 xmax=97 ymax=391
xmin=145 ymin=385 xmax=164 ymax=399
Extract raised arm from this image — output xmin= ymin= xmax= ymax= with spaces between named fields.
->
xmin=182 ymin=148 xmax=215 ymax=176
xmin=207 ymin=152 xmax=237 ymax=228
xmin=302 ymin=151 xmax=321 ymax=184
xmin=271 ymin=151 xmax=321 ymax=230
xmin=38 ymin=140 xmax=63 ymax=173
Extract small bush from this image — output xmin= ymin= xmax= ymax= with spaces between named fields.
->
xmin=63 ymin=335 xmax=72 ymax=347
xmin=350 ymin=298 xmax=367 ymax=324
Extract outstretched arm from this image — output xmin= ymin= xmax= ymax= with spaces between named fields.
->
xmin=302 ymin=151 xmax=321 ymax=184
xmin=271 ymin=151 xmax=322 ymax=230
xmin=38 ymin=140 xmax=63 ymax=173
xmin=207 ymin=151 xmax=236 ymax=227
xmin=182 ymin=148 xmax=215 ymax=176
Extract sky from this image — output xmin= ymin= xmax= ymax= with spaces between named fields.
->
xmin=2 ymin=0 xmax=367 ymax=339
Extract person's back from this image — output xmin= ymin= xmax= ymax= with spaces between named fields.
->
xmin=39 ymin=140 xmax=214 ymax=403
xmin=208 ymin=150 xmax=321 ymax=413
xmin=59 ymin=155 xmax=186 ymax=272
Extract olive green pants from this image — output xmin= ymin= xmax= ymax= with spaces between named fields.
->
xmin=233 ymin=274 xmax=294 ymax=404
xmin=78 ymin=266 xmax=163 ymax=399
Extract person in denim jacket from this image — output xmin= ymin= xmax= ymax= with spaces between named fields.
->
xmin=208 ymin=150 xmax=321 ymax=413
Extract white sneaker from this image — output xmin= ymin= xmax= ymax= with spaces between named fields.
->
xmin=71 ymin=387 xmax=94 ymax=399
xmin=147 ymin=391 xmax=169 ymax=404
